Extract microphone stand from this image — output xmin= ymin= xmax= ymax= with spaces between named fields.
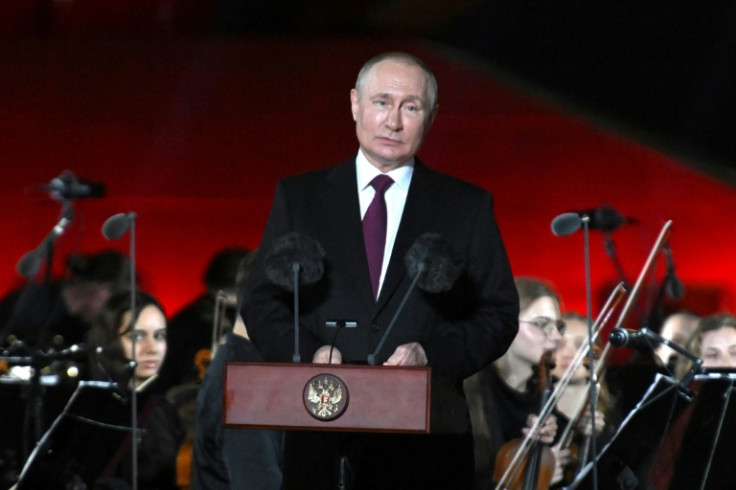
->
xmin=292 ymin=263 xmax=301 ymax=363
xmin=16 ymin=201 xmax=74 ymax=281
xmin=581 ymin=215 xmax=600 ymax=490
xmin=102 ymin=212 xmax=139 ymax=490
xmin=629 ymin=327 xmax=703 ymax=401
xmin=367 ymin=263 xmax=425 ymax=366
xmin=128 ymin=215 xmax=139 ymax=490
xmin=13 ymin=200 xmax=75 ymax=462
xmin=551 ymin=212 xmax=598 ymax=490
xmin=16 ymin=380 xmax=122 ymax=488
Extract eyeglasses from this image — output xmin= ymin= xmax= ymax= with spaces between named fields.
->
xmin=520 ymin=317 xmax=566 ymax=337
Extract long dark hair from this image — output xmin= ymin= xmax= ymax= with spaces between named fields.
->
xmin=87 ymin=290 xmax=165 ymax=384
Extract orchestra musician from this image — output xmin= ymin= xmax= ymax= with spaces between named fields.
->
xmin=87 ymin=290 xmax=185 ymax=490
xmin=464 ymin=277 xmax=564 ymax=489
xmin=676 ymin=312 xmax=736 ymax=376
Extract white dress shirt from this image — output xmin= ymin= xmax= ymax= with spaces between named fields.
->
xmin=356 ymin=150 xmax=414 ymax=298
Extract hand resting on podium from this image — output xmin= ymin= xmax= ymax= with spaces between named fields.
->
xmin=311 ymin=342 xmax=427 ymax=366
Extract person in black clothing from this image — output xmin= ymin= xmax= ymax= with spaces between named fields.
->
xmin=0 ymin=250 xmax=131 ymax=487
xmin=241 ymin=51 xmax=519 ymax=490
xmin=12 ymin=290 xmax=184 ymax=490
xmin=158 ymin=247 xmax=251 ymax=389
xmin=0 ymin=249 xmax=131 ymax=350
xmin=87 ymin=290 xmax=185 ymax=490
xmin=191 ymin=248 xmax=283 ymax=489
xmin=465 ymin=277 xmax=563 ymax=489
xmin=191 ymin=320 xmax=284 ymax=490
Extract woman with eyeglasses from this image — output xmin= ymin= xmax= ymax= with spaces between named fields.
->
xmin=465 ymin=276 xmax=565 ymax=489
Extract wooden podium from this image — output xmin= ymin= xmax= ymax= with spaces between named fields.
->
xmin=224 ymin=362 xmax=431 ymax=434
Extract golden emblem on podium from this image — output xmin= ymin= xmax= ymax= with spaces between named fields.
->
xmin=303 ymin=373 xmax=349 ymax=421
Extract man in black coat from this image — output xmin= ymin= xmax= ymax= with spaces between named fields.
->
xmin=241 ymin=51 xmax=519 ymax=489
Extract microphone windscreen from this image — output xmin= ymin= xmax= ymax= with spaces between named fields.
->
xmin=404 ymin=233 xmax=462 ymax=294
xmin=102 ymin=213 xmax=131 ymax=240
xmin=265 ymin=232 xmax=325 ymax=291
xmin=551 ymin=213 xmax=582 ymax=236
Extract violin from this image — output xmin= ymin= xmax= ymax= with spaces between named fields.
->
xmin=493 ymin=350 xmax=557 ymax=490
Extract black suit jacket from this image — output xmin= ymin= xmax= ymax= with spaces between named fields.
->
xmin=242 ymin=157 xmax=519 ymax=430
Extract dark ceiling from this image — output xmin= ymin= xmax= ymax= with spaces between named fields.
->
xmin=4 ymin=0 xmax=735 ymax=184
xmin=432 ymin=1 xmax=736 ymax=185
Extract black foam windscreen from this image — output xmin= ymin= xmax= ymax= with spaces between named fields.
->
xmin=265 ymin=232 xmax=326 ymax=291
xmin=404 ymin=233 xmax=462 ymax=294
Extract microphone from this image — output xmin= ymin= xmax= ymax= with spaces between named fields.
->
xmin=550 ymin=212 xmax=583 ymax=237
xmin=367 ymin=233 xmax=461 ymax=365
xmin=609 ymin=326 xmax=703 ymax=396
xmin=608 ymin=327 xmax=661 ymax=348
xmin=16 ymin=212 xmax=74 ymax=279
xmin=102 ymin=212 xmax=137 ymax=240
xmin=551 ymin=205 xmax=635 ymax=236
xmin=663 ymin=242 xmax=685 ymax=300
xmin=404 ymin=233 xmax=462 ymax=294
xmin=265 ymin=232 xmax=326 ymax=362
xmin=46 ymin=171 xmax=106 ymax=201
xmin=265 ymin=232 xmax=326 ymax=292
xmin=609 ymin=326 xmax=701 ymax=363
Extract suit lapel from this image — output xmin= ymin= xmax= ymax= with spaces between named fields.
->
xmin=376 ymin=161 xmax=443 ymax=311
xmin=323 ymin=159 xmax=376 ymax=304
xmin=320 ymin=159 xmax=446 ymax=314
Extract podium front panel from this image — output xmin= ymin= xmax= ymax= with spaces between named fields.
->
xmin=224 ymin=362 xmax=431 ymax=433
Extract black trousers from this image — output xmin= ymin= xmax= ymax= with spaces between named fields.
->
xmin=282 ymin=430 xmax=475 ymax=490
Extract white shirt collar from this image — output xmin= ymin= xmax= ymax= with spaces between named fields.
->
xmin=356 ymin=149 xmax=414 ymax=192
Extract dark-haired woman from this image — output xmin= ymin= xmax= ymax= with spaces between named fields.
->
xmin=88 ymin=290 xmax=185 ymax=490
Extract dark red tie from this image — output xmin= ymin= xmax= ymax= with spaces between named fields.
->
xmin=363 ymin=174 xmax=394 ymax=299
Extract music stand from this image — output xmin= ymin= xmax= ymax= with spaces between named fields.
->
xmin=16 ymin=381 xmax=131 ymax=489
xmin=569 ymin=371 xmax=736 ymax=490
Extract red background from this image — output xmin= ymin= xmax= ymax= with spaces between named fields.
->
xmin=2 ymin=35 xmax=734 ymax=363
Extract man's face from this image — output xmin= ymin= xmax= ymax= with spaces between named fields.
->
xmin=350 ymin=59 xmax=436 ymax=172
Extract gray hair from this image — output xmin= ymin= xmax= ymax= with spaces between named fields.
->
xmin=355 ymin=52 xmax=438 ymax=111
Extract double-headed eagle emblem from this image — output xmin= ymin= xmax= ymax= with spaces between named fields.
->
xmin=304 ymin=374 xmax=348 ymax=421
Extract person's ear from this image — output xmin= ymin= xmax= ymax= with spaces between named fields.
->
xmin=350 ymin=88 xmax=359 ymax=122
